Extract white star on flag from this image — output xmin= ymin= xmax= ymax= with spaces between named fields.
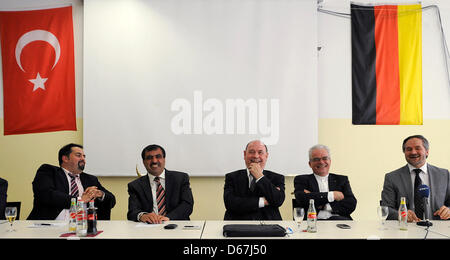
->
xmin=29 ymin=72 xmax=47 ymax=91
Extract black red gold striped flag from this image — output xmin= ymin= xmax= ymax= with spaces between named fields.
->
xmin=351 ymin=4 xmax=423 ymax=125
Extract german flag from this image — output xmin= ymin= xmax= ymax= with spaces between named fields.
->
xmin=351 ymin=4 xmax=422 ymax=125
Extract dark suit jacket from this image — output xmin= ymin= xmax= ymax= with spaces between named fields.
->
xmin=127 ymin=169 xmax=194 ymax=221
xmin=224 ymin=169 xmax=285 ymax=220
xmin=27 ymin=164 xmax=116 ymax=220
xmin=0 ymin=178 xmax=7 ymax=220
xmin=294 ymin=173 xmax=357 ymax=220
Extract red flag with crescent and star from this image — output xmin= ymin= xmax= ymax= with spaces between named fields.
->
xmin=0 ymin=6 xmax=76 ymax=135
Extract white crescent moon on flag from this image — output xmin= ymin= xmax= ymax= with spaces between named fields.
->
xmin=15 ymin=29 xmax=61 ymax=72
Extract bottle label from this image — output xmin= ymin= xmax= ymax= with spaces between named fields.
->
xmin=70 ymin=212 xmax=76 ymax=219
xmin=77 ymin=211 xmax=86 ymax=221
xmin=88 ymin=214 xmax=95 ymax=221
xmin=400 ymin=211 xmax=407 ymax=218
xmin=307 ymin=212 xmax=317 ymax=219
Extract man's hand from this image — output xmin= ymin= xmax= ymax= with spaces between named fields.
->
xmin=434 ymin=206 xmax=450 ymax=220
xmin=407 ymin=210 xmax=421 ymax=222
xmin=81 ymin=186 xmax=104 ymax=202
xmin=333 ymin=191 xmax=345 ymax=201
xmin=139 ymin=212 xmax=170 ymax=224
xmin=248 ymin=163 xmax=264 ymax=179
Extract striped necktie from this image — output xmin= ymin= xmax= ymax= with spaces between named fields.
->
xmin=154 ymin=177 xmax=166 ymax=216
xmin=69 ymin=173 xmax=79 ymax=198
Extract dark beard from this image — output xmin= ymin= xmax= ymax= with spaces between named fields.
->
xmin=78 ymin=162 xmax=85 ymax=171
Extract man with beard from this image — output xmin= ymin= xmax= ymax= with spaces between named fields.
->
xmin=28 ymin=143 xmax=116 ymax=220
xmin=223 ymin=140 xmax=285 ymax=220
xmin=127 ymin=144 xmax=194 ymax=223
xmin=381 ymin=135 xmax=450 ymax=221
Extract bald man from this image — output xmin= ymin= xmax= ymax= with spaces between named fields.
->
xmin=223 ymin=140 xmax=285 ymax=220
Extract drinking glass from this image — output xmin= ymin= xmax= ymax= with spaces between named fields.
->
xmin=377 ymin=206 xmax=389 ymax=230
xmin=293 ymin=207 xmax=305 ymax=231
xmin=5 ymin=207 xmax=17 ymax=232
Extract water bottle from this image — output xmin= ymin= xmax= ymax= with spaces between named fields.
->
xmin=307 ymin=199 xmax=317 ymax=233
xmin=76 ymin=199 xmax=87 ymax=237
xmin=68 ymin=197 xmax=77 ymax=232
xmin=398 ymin=197 xmax=408 ymax=230
xmin=87 ymin=200 xmax=97 ymax=235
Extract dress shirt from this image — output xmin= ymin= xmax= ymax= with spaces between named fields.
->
xmin=246 ymin=169 xmax=265 ymax=208
xmin=407 ymin=163 xmax=431 ymax=215
xmin=56 ymin=167 xmax=84 ymax=220
xmin=137 ymin=170 xmax=167 ymax=221
xmin=313 ymin=173 xmax=338 ymax=219
xmin=149 ymin=170 xmax=166 ymax=214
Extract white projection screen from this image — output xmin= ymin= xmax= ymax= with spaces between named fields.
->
xmin=83 ymin=0 xmax=318 ymax=176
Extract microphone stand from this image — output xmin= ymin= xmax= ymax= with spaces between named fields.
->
xmin=416 ymin=198 xmax=433 ymax=227
xmin=416 ymin=219 xmax=433 ymax=227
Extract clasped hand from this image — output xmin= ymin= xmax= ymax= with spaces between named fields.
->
xmin=81 ymin=186 xmax=104 ymax=202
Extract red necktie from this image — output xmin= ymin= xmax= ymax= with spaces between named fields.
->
xmin=69 ymin=173 xmax=79 ymax=198
xmin=154 ymin=177 xmax=166 ymax=216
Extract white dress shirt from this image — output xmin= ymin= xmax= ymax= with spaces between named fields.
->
xmin=137 ymin=170 xmax=166 ymax=221
xmin=313 ymin=173 xmax=338 ymax=219
xmin=55 ymin=167 xmax=84 ymax=220
xmin=149 ymin=170 xmax=166 ymax=214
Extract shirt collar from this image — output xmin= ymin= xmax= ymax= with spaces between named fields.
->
xmin=313 ymin=173 xmax=329 ymax=181
xmin=61 ymin=167 xmax=79 ymax=178
xmin=148 ymin=169 xmax=166 ymax=182
xmin=407 ymin=162 xmax=428 ymax=175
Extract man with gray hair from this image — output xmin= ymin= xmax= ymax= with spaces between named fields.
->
xmin=294 ymin=144 xmax=357 ymax=220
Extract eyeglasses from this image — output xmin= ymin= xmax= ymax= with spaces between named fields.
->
xmin=310 ymin=156 xmax=330 ymax=162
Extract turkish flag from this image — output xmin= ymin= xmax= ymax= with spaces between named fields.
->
xmin=0 ymin=6 xmax=76 ymax=135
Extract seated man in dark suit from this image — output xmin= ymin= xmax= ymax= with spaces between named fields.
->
xmin=0 ymin=177 xmax=7 ymax=220
xmin=294 ymin=144 xmax=357 ymax=220
xmin=28 ymin=143 xmax=116 ymax=220
xmin=224 ymin=140 xmax=285 ymax=220
xmin=127 ymin=144 xmax=194 ymax=224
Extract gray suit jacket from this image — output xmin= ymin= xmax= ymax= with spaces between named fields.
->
xmin=381 ymin=164 xmax=450 ymax=220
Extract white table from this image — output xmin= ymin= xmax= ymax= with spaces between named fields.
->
xmin=201 ymin=220 xmax=449 ymax=239
xmin=1 ymin=220 xmax=448 ymax=240
xmin=0 ymin=220 xmax=205 ymax=239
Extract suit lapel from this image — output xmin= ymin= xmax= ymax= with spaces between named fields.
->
xmin=328 ymin=174 xmax=337 ymax=191
xmin=139 ymin=176 xmax=154 ymax=209
xmin=309 ymin=174 xmax=320 ymax=192
xmin=58 ymin=167 xmax=70 ymax=194
xmin=400 ymin=165 xmax=414 ymax=207
xmin=240 ymin=169 xmax=251 ymax=193
xmin=427 ymin=164 xmax=437 ymax=210
xmin=164 ymin=170 xmax=172 ymax=209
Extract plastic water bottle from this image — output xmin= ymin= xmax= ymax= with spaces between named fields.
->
xmin=307 ymin=199 xmax=317 ymax=233
xmin=68 ymin=198 xmax=77 ymax=232
xmin=87 ymin=200 xmax=97 ymax=235
xmin=398 ymin=197 xmax=408 ymax=230
xmin=76 ymin=199 xmax=87 ymax=237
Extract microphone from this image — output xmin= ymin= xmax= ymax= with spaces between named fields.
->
xmin=416 ymin=184 xmax=433 ymax=227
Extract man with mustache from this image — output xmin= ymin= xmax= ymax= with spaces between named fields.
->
xmin=224 ymin=140 xmax=285 ymax=220
xmin=294 ymin=144 xmax=357 ymax=220
xmin=381 ymin=135 xmax=450 ymax=221
xmin=28 ymin=143 xmax=116 ymax=220
xmin=127 ymin=144 xmax=194 ymax=223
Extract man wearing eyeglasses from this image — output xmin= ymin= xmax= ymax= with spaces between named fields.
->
xmin=294 ymin=144 xmax=357 ymax=220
